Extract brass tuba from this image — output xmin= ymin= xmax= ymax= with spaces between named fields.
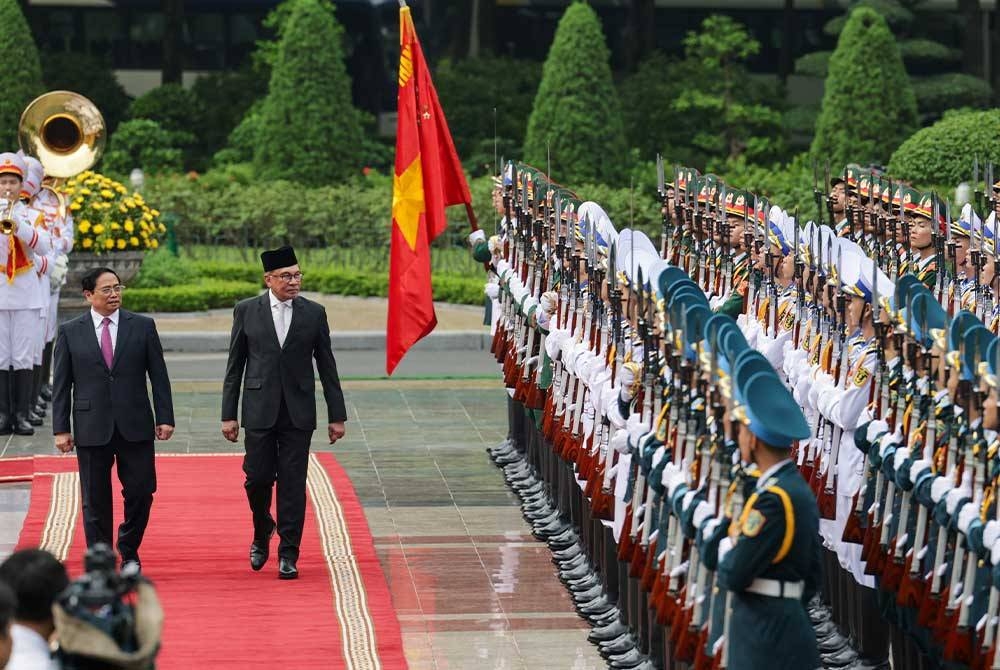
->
xmin=19 ymin=90 xmax=105 ymax=179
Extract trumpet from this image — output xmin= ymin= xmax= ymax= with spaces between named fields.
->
xmin=0 ymin=190 xmax=17 ymax=235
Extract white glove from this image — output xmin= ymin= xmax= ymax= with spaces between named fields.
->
xmin=984 ymin=520 xmax=1000 ymax=552
xmin=488 ymin=235 xmax=501 ymax=254
xmin=536 ymin=310 xmax=551 ymax=329
xmin=866 ymin=420 xmax=889 ymax=443
xmin=909 ymin=459 xmax=931 ymax=485
xmin=691 ymin=500 xmax=713 ymax=530
xmin=611 ymin=429 xmax=630 ymax=454
xmin=484 ymin=282 xmax=499 ymax=299
xmin=662 ymin=462 xmax=685 ymax=499
xmin=957 ymin=503 xmax=978 ymax=536
xmin=50 ymin=254 xmax=68 ymax=291
xmin=717 ymin=537 xmax=733 ymax=563
xmin=469 ymin=229 xmax=486 ymax=245
xmin=991 ymin=537 xmax=1000 ymax=567
xmin=930 ymin=476 xmax=952 ymax=504
xmin=545 ymin=328 xmax=566 ymax=360
xmin=540 ymin=290 xmax=558 ymax=315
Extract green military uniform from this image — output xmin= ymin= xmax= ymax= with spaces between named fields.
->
xmin=717 ymin=370 xmax=821 ymax=670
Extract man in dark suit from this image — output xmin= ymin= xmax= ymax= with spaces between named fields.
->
xmin=52 ymin=267 xmax=175 ymax=572
xmin=221 ymin=246 xmax=347 ymax=580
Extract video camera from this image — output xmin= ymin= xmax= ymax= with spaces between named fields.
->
xmin=53 ymin=543 xmax=163 ymax=670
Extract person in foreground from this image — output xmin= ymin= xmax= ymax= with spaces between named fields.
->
xmin=0 ymin=549 xmax=69 ymax=670
xmin=716 ymin=370 xmax=822 ymax=670
xmin=52 ymin=267 xmax=175 ymax=572
xmin=221 ymin=245 xmax=347 ymax=580
xmin=0 ymin=579 xmax=15 ymax=669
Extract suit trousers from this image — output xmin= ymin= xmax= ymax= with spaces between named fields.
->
xmin=243 ymin=397 xmax=312 ymax=562
xmin=76 ymin=427 xmax=156 ymax=562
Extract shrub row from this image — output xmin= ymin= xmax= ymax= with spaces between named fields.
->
xmin=127 ymin=280 xmax=258 ymax=312
xmin=130 ymin=255 xmax=486 ymax=312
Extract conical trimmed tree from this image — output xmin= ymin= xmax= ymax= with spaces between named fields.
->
xmin=253 ymin=0 xmax=364 ymax=185
xmin=523 ymin=2 xmax=627 ymax=185
xmin=810 ymin=6 xmax=918 ymax=168
xmin=0 ymin=0 xmax=42 ymax=149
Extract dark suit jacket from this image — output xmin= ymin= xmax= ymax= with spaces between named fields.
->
xmin=221 ymin=293 xmax=347 ymax=431
xmin=52 ymin=310 xmax=175 ymax=447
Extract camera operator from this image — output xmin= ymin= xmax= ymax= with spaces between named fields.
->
xmin=52 ymin=544 xmax=162 ymax=670
xmin=0 ymin=580 xmax=15 ymax=669
xmin=0 ymin=549 xmax=69 ymax=670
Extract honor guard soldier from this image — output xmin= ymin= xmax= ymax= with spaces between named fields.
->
xmin=716 ymin=367 xmax=821 ymax=670
xmin=0 ymin=152 xmax=50 ymax=435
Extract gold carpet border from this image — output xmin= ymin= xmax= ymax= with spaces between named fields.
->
xmin=307 ymin=453 xmax=380 ymax=670
xmin=39 ymin=472 xmax=79 ymax=561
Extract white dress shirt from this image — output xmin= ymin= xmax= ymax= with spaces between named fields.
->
xmin=91 ymin=308 xmax=119 ymax=353
xmin=6 ymin=623 xmax=58 ymax=670
xmin=269 ymin=290 xmax=293 ymax=347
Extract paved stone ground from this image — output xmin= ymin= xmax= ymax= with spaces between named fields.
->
xmin=0 ymin=371 xmax=604 ymax=669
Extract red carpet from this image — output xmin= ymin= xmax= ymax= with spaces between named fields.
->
xmin=10 ymin=453 xmax=407 ymax=669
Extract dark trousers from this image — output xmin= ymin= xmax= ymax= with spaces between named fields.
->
xmin=76 ymin=427 xmax=156 ymax=562
xmin=243 ymin=399 xmax=312 ymax=562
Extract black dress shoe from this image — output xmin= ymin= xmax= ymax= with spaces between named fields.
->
xmin=608 ymin=648 xmax=647 ymax=669
xmin=40 ymin=384 xmax=52 ymax=402
xmin=250 ymin=523 xmax=276 ymax=571
xmin=121 ymin=559 xmax=141 ymax=575
xmin=589 ymin=620 xmax=629 ymax=643
xmin=278 ymin=557 xmax=298 ymax=580
xmin=812 ymin=618 xmax=838 ymax=639
xmin=27 ymin=410 xmax=42 ymax=426
xmin=820 ymin=646 xmax=858 ymax=667
xmin=12 ymin=414 xmax=33 ymax=436
xmin=816 ymin=631 xmax=850 ymax=653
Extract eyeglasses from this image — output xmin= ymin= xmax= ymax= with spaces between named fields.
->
xmin=96 ymin=285 xmax=126 ymax=296
xmin=272 ymin=272 xmax=304 ymax=282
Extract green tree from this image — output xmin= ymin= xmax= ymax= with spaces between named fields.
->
xmin=888 ymin=109 xmax=1000 ymax=186
xmin=794 ymin=1 xmax=991 ymax=121
xmin=810 ymin=7 xmax=918 ymax=168
xmin=191 ymin=68 xmax=268 ymax=162
xmin=672 ymin=16 xmax=784 ymax=165
xmin=41 ymin=52 xmax=131 ymax=133
xmin=102 ymin=119 xmax=184 ymax=177
xmin=522 ymin=1 xmax=627 ymax=185
xmin=253 ymin=0 xmax=365 ymax=185
xmin=0 ymin=0 xmax=42 ymax=148
xmin=435 ymin=56 xmax=540 ymax=174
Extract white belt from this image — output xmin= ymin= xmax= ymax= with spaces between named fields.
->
xmin=746 ymin=578 xmax=804 ymax=600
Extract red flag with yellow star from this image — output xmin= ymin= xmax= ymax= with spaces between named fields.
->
xmin=387 ymin=3 xmax=475 ymax=374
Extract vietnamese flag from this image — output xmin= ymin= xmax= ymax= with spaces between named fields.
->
xmin=387 ymin=2 xmax=476 ymax=375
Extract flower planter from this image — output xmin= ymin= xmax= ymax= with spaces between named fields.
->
xmin=58 ymin=250 xmax=146 ymax=322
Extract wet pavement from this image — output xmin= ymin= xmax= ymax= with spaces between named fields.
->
xmin=0 ymin=370 xmax=604 ymax=669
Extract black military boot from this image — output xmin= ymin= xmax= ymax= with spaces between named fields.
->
xmin=27 ymin=365 xmax=43 ymax=425
xmin=39 ymin=341 xmax=53 ymax=403
xmin=0 ymin=369 xmax=11 ymax=435
xmin=13 ymin=369 xmax=35 ymax=435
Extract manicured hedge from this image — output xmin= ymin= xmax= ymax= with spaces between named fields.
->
xmin=126 ymin=280 xmax=258 ymax=312
xmin=129 ymin=257 xmax=485 ymax=312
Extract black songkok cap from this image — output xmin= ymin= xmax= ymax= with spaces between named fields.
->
xmin=260 ymin=245 xmax=298 ymax=272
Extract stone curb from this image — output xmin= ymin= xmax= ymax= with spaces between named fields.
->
xmin=159 ymin=330 xmax=491 ymax=353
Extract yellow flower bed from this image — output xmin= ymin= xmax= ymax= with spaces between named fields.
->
xmin=63 ymin=171 xmax=166 ymax=254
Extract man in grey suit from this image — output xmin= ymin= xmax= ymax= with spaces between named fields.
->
xmin=221 ymin=246 xmax=347 ymax=580
xmin=52 ymin=267 xmax=175 ymax=572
